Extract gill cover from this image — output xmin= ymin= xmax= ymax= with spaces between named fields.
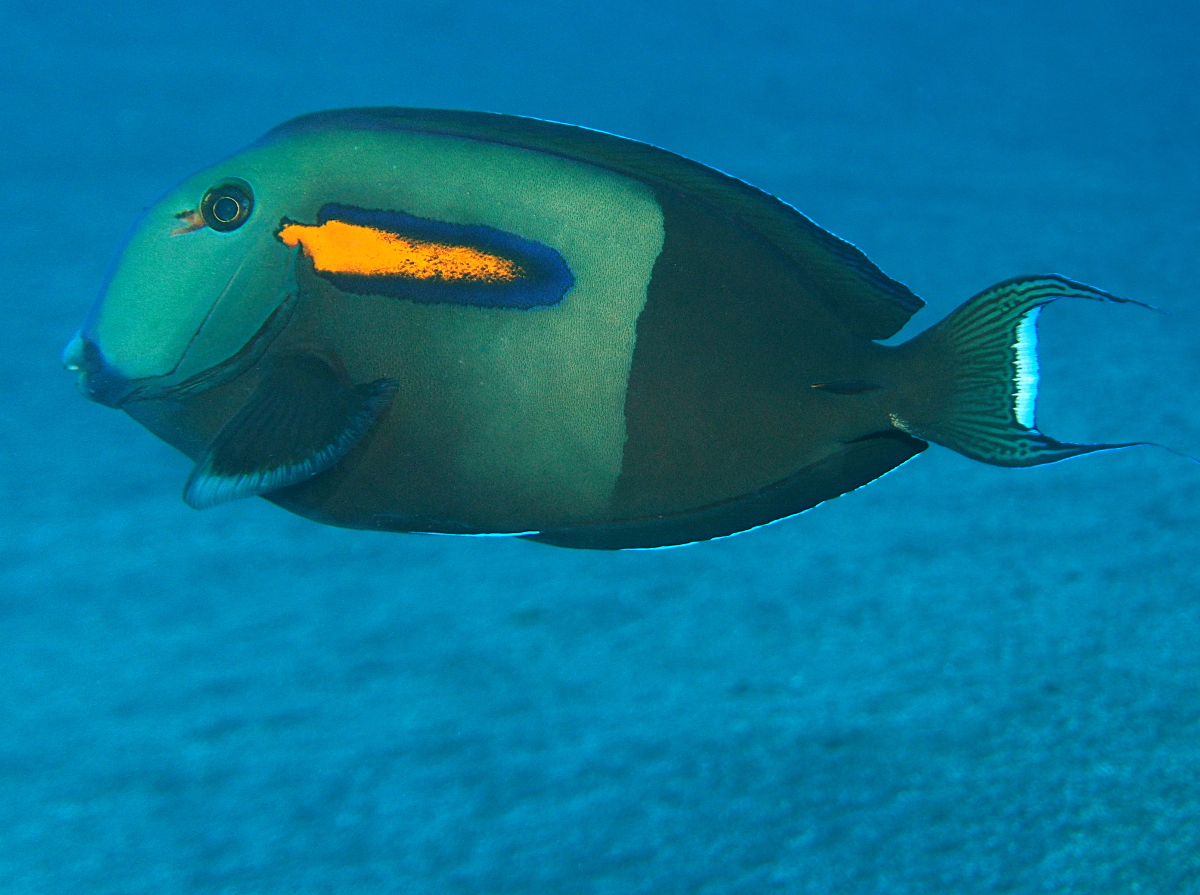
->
xmin=81 ymin=152 xmax=299 ymax=388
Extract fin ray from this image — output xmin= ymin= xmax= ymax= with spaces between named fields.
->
xmin=895 ymin=274 xmax=1153 ymax=467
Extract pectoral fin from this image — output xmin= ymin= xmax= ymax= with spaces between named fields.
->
xmin=184 ymin=354 xmax=399 ymax=509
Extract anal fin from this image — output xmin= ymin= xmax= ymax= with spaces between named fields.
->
xmin=184 ymin=354 xmax=399 ymax=509
xmin=526 ymin=430 xmax=927 ymax=549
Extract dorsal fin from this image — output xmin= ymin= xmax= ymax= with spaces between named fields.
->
xmin=262 ymin=108 xmax=925 ymax=341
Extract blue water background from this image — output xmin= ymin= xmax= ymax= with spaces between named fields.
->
xmin=4 ymin=2 xmax=1200 ymax=891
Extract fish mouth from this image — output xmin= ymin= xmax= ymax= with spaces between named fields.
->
xmin=63 ymin=293 xmax=297 ymax=408
xmin=62 ymin=334 xmax=136 ymax=407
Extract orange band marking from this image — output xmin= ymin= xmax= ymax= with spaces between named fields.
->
xmin=278 ymin=220 xmax=522 ymax=282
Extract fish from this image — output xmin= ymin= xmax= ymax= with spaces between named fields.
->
xmin=63 ymin=107 xmax=1153 ymax=549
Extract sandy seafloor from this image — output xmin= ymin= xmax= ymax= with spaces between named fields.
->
xmin=3 ymin=1 xmax=1200 ymax=892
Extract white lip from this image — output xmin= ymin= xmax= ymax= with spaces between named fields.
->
xmin=62 ymin=334 xmax=89 ymax=372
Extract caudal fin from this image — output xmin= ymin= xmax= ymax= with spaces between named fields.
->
xmin=893 ymin=275 xmax=1153 ymax=467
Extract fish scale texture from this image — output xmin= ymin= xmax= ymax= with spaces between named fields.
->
xmin=3 ymin=0 xmax=1200 ymax=892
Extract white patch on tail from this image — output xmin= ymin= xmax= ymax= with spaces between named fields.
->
xmin=1013 ymin=306 xmax=1041 ymax=428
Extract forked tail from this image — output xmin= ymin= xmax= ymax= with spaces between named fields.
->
xmin=891 ymin=275 xmax=1153 ymax=467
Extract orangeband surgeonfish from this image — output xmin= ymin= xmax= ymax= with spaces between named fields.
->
xmin=64 ymin=107 xmax=1153 ymax=548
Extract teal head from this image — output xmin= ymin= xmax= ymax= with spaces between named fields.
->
xmin=63 ymin=139 xmax=309 ymax=407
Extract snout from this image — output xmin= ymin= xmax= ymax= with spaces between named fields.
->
xmin=63 ymin=333 xmax=136 ymax=408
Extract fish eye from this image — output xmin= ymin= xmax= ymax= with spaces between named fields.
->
xmin=200 ymin=179 xmax=254 ymax=232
